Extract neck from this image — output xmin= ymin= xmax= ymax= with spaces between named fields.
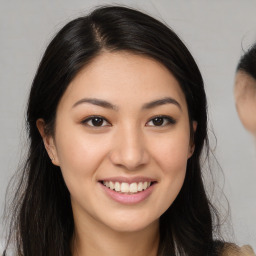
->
xmin=72 ymin=213 xmax=159 ymax=256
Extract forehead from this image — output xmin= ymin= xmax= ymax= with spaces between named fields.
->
xmin=234 ymin=71 xmax=256 ymax=134
xmin=59 ymin=51 xmax=187 ymax=110
xmin=235 ymin=71 xmax=256 ymax=99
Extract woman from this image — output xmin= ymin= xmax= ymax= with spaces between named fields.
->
xmin=3 ymin=5 xmax=254 ymax=256
xmin=234 ymin=43 xmax=256 ymax=137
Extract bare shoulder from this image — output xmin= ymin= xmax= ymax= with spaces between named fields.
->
xmin=221 ymin=244 xmax=255 ymax=256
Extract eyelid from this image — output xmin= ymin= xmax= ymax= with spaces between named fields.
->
xmin=81 ymin=115 xmax=112 ymax=127
xmin=80 ymin=115 xmax=176 ymax=128
xmin=146 ymin=115 xmax=176 ymax=127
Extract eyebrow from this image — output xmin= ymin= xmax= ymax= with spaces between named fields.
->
xmin=72 ymin=97 xmax=181 ymax=111
xmin=72 ymin=98 xmax=118 ymax=110
xmin=142 ymin=97 xmax=182 ymax=111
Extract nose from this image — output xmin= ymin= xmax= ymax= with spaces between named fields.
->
xmin=109 ymin=125 xmax=150 ymax=171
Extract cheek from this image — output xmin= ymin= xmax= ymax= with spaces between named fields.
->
xmin=54 ymin=127 xmax=110 ymax=190
xmin=237 ymin=99 xmax=256 ymax=133
xmin=150 ymin=131 xmax=190 ymax=191
xmin=148 ymin=134 xmax=189 ymax=216
xmin=151 ymin=132 xmax=190 ymax=173
xmin=159 ymin=141 xmax=188 ymax=193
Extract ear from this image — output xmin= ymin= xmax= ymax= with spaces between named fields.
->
xmin=36 ymin=119 xmax=60 ymax=166
xmin=187 ymin=121 xmax=197 ymax=159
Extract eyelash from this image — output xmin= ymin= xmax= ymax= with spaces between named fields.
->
xmin=146 ymin=115 xmax=176 ymax=127
xmin=81 ymin=115 xmax=176 ymax=127
xmin=81 ymin=115 xmax=111 ymax=127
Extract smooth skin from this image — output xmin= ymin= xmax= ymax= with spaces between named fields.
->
xmin=37 ymin=51 xmax=196 ymax=256
xmin=234 ymin=71 xmax=256 ymax=137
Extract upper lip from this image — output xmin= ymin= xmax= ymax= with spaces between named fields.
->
xmin=98 ymin=176 xmax=157 ymax=184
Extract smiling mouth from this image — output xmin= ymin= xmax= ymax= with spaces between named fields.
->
xmin=100 ymin=181 xmax=155 ymax=194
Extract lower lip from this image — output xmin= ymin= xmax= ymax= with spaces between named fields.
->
xmin=99 ymin=182 xmax=155 ymax=205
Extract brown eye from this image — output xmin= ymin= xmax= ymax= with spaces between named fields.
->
xmin=146 ymin=115 xmax=176 ymax=127
xmin=152 ymin=117 xmax=164 ymax=126
xmin=91 ymin=117 xmax=104 ymax=126
xmin=82 ymin=116 xmax=110 ymax=127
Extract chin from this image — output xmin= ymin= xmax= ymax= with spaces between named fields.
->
xmin=103 ymin=213 xmax=159 ymax=233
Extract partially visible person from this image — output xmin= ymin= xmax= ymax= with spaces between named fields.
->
xmin=234 ymin=43 xmax=256 ymax=137
xmin=232 ymin=43 xmax=256 ymax=255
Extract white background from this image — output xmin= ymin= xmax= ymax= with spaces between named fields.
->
xmin=0 ymin=0 xmax=256 ymax=252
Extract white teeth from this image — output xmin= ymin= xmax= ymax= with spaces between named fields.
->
xmin=102 ymin=181 xmax=152 ymax=193
xmin=142 ymin=182 xmax=148 ymax=190
xmin=137 ymin=182 xmax=143 ymax=192
xmin=129 ymin=183 xmax=138 ymax=193
xmin=109 ymin=181 xmax=115 ymax=190
xmin=115 ymin=182 xmax=121 ymax=192
xmin=121 ymin=182 xmax=129 ymax=193
xmin=109 ymin=181 xmax=114 ymax=190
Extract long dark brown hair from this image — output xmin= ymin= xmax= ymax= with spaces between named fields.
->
xmin=4 ymin=5 xmax=224 ymax=256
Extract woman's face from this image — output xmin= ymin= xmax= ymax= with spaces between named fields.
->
xmin=42 ymin=51 xmax=194 ymax=233
xmin=234 ymin=71 xmax=256 ymax=136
